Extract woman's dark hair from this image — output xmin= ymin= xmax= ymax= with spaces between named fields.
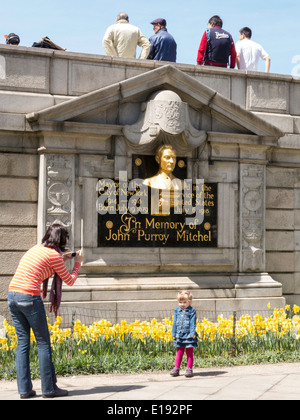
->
xmin=42 ymin=224 xmax=69 ymax=251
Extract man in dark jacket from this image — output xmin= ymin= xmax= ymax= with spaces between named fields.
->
xmin=197 ymin=15 xmax=236 ymax=68
xmin=148 ymin=18 xmax=177 ymax=62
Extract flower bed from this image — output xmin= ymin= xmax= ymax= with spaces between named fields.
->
xmin=1 ymin=305 xmax=300 ymax=379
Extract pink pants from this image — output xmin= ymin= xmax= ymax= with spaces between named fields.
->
xmin=174 ymin=347 xmax=194 ymax=369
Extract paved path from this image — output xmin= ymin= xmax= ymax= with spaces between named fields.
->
xmin=1 ymin=363 xmax=300 ymax=401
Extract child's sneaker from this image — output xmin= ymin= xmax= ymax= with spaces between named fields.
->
xmin=185 ymin=368 xmax=193 ymax=378
xmin=170 ymin=367 xmax=180 ymax=377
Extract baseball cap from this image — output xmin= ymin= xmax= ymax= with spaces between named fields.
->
xmin=150 ymin=18 xmax=167 ymax=26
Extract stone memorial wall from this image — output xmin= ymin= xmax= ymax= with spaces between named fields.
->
xmin=0 ymin=44 xmax=300 ymax=320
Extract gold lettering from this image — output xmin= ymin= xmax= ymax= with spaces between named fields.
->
xmin=137 ymin=229 xmax=169 ymax=245
xmin=177 ymin=230 xmax=212 ymax=242
xmin=145 ymin=218 xmax=185 ymax=233
xmin=145 ymin=218 xmax=155 ymax=230
xmin=105 ymin=230 xmax=130 ymax=241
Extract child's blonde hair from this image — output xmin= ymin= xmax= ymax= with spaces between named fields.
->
xmin=177 ymin=290 xmax=193 ymax=303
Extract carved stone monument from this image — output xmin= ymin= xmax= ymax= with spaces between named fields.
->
xmin=1 ymin=48 xmax=293 ymax=321
xmin=25 ymin=64 xmax=286 ymax=320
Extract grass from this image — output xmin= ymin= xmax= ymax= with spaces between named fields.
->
xmin=2 ymin=307 xmax=300 ymax=381
xmin=2 ymin=348 xmax=300 ymax=381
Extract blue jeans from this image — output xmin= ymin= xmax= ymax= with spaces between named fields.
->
xmin=8 ymin=292 xmax=57 ymax=395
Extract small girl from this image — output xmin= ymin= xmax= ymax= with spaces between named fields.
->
xmin=171 ymin=290 xmax=198 ymax=378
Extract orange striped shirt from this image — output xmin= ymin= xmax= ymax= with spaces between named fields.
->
xmin=9 ymin=244 xmax=80 ymax=296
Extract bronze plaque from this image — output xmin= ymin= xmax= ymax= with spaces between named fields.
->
xmin=97 ymin=150 xmax=217 ymax=248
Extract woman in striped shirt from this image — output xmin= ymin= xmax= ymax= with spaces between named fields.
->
xmin=8 ymin=224 xmax=83 ymax=399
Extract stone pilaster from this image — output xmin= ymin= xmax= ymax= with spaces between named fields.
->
xmin=240 ymin=164 xmax=266 ymax=272
xmin=38 ymin=153 xmax=75 ymax=248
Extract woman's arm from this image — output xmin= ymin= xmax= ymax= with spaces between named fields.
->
xmin=49 ymin=250 xmax=83 ymax=286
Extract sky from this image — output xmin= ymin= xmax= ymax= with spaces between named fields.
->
xmin=0 ymin=0 xmax=299 ymax=76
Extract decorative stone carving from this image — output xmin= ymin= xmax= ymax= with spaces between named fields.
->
xmin=79 ymin=155 xmax=114 ymax=178
xmin=247 ymin=80 xmax=288 ymax=113
xmin=0 ymin=56 xmax=6 ymax=80
xmin=240 ymin=164 xmax=265 ymax=272
xmin=44 ymin=154 xmax=75 ymax=247
xmin=123 ymin=90 xmax=207 ymax=154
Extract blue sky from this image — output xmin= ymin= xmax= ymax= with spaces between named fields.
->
xmin=1 ymin=0 xmax=299 ymax=76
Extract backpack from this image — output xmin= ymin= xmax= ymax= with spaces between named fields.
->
xmin=32 ymin=36 xmax=66 ymax=51
xmin=5 ymin=33 xmax=20 ymax=45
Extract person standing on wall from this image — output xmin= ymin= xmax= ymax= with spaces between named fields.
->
xmin=147 ymin=18 xmax=177 ymax=62
xmin=102 ymin=12 xmax=151 ymax=60
xmin=8 ymin=224 xmax=83 ymax=399
xmin=236 ymin=27 xmax=271 ymax=72
xmin=197 ymin=15 xmax=236 ymax=68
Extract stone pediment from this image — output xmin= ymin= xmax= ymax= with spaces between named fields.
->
xmin=26 ymin=65 xmax=283 ymax=142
